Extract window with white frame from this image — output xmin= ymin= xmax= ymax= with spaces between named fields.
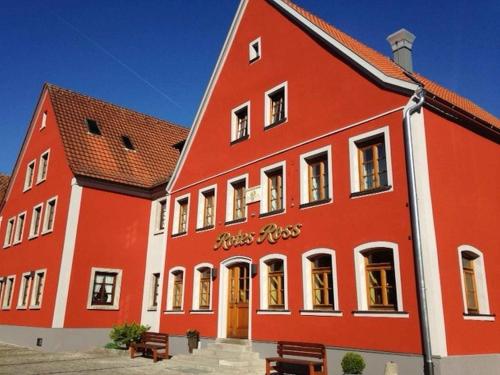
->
xmin=349 ymin=127 xmax=393 ymax=195
xmin=299 ymin=146 xmax=333 ymax=206
xmin=87 ymin=268 xmax=122 ymax=310
xmin=29 ymin=204 xmax=43 ymax=239
xmin=192 ymin=264 xmax=214 ymax=311
xmin=0 ymin=278 xmax=4 ymax=305
xmin=17 ymin=272 xmax=32 ymax=309
xmin=265 ymin=82 xmax=287 ymax=128
xmin=354 ymin=242 xmax=405 ymax=315
xmin=149 ymin=273 xmax=161 ymax=310
xmin=249 ymin=37 xmax=261 ymax=62
xmin=259 ymin=254 xmax=288 ymax=312
xmin=301 ymin=249 xmax=339 ymax=312
xmin=37 ymin=150 xmax=50 ymax=184
xmin=42 ymin=197 xmax=57 ymax=234
xmin=458 ymin=245 xmax=491 ymax=317
xmin=260 ymin=162 xmax=285 ymax=215
xmin=2 ymin=276 xmax=15 ymax=309
xmin=166 ymin=267 xmax=185 ymax=312
xmin=3 ymin=217 xmax=15 ymax=248
xmin=24 ymin=160 xmax=36 ymax=191
xmin=226 ymin=175 xmax=248 ymax=223
xmin=196 ymin=186 xmax=216 ymax=230
xmin=40 ymin=111 xmax=47 ymax=130
xmin=172 ymin=194 xmax=190 ymax=235
xmin=230 ymin=102 xmax=250 ymax=143
xmin=29 ymin=270 xmax=46 ymax=308
xmin=13 ymin=212 xmax=26 ymax=244
xmin=155 ymin=199 xmax=167 ymax=233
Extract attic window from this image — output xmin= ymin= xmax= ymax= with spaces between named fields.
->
xmin=86 ymin=119 xmax=101 ymax=135
xmin=122 ymin=136 xmax=135 ymax=150
xmin=249 ymin=37 xmax=261 ymax=63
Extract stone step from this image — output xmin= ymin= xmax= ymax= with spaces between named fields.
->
xmin=206 ymin=342 xmax=252 ymax=352
xmin=193 ymin=348 xmax=260 ymax=360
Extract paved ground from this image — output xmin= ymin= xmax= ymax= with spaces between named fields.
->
xmin=0 ymin=343 xmax=200 ymax=375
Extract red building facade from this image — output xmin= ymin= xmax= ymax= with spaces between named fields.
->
xmin=159 ymin=1 xmax=499 ymax=374
xmin=0 ymin=84 xmax=187 ymax=350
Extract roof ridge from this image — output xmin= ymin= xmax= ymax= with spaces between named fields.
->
xmin=45 ymin=83 xmax=189 ymax=131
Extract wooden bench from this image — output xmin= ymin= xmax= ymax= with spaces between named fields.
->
xmin=266 ymin=341 xmax=327 ymax=375
xmin=130 ymin=332 xmax=169 ymax=362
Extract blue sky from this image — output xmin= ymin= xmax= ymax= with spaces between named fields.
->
xmin=1 ymin=0 xmax=498 ymax=175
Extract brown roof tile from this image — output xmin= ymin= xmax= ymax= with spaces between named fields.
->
xmin=0 ymin=174 xmax=9 ymax=204
xmin=281 ymin=0 xmax=499 ymax=128
xmin=47 ymin=84 xmax=189 ymax=189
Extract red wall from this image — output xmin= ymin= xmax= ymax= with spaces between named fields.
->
xmin=161 ymin=0 xmax=423 ymax=355
xmin=424 ymin=109 xmax=500 ymax=354
xmin=0 ymin=92 xmax=74 ymax=327
xmin=63 ymin=186 xmax=150 ymax=327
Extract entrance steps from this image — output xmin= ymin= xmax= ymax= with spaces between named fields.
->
xmin=166 ymin=339 xmax=265 ymax=374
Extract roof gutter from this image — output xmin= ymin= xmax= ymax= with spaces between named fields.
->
xmin=403 ymin=88 xmax=434 ymax=375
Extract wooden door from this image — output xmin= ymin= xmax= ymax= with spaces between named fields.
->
xmin=227 ymin=263 xmax=249 ymax=339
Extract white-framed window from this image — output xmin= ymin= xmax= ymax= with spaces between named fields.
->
xmin=172 ymin=194 xmax=190 ymax=235
xmin=0 ymin=278 xmax=4 ymax=306
xmin=260 ymin=161 xmax=286 ymax=215
xmin=349 ymin=126 xmax=393 ymax=196
xmin=353 ymin=242 xmax=406 ymax=317
xmin=87 ymin=267 xmax=122 ymax=310
xmin=23 ymin=160 xmax=36 ymax=191
xmin=258 ymin=254 xmax=289 ymax=314
xmin=42 ymin=196 xmax=57 ymax=234
xmin=192 ymin=263 xmax=214 ymax=312
xmin=225 ymin=174 xmax=248 ymax=223
xmin=36 ymin=149 xmax=50 ymax=184
xmin=13 ymin=212 xmax=26 ymax=244
xmin=148 ymin=272 xmax=161 ymax=310
xmin=2 ymin=275 xmax=16 ymax=309
xmin=458 ymin=245 xmax=492 ymax=319
xmin=3 ymin=217 xmax=16 ymax=248
xmin=264 ymin=82 xmax=287 ymax=128
xmin=17 ymin=272 xmax=33 ymax=309
xmin=230 ymin=101 xmax=250 ymax=143
xmin=196 ymin=185 xmax=217 ymax=230
xmin=166 ymin=266 xmax=185 ymax=312
xmin=29 ymin=269 xmax=46 ymax=309
xmin=299 ymin=145 xmax=333 ymax=206
xmin=29 ymin=203 xmax=44 ymax=239
xmin=249 ymin=37 xmax=261 ymax=62
xmin=154 ymin=198 xmax=167 ymax=233
xmin=40 ymin=111 xmax=47 ymax=130
xmin=301 ymin=249 xmax=340 ymax=315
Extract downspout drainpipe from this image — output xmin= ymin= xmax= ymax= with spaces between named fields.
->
xmin=403 ymin=87 xmax=434 ymax=375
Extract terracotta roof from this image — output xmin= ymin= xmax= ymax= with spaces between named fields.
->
xmin=0 ymin=174 xmax=9 ymax=204
xmin=280 ymin=0 xmax=499 ymax=128
xmin=47 ymin=84 xmax=189 ymax=189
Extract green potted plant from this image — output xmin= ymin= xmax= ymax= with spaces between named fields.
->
xmin=109 ymin=322 xmax=149 ymax=349
xmin=341 ymin=352 xmax=366 ymax=375
xmin=186 ymin=329 xmax=200 ymax=353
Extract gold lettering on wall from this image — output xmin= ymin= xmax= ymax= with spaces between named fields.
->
xmin=213 ymin=223 xmax=302 ymax=251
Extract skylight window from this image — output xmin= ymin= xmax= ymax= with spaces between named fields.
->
xmin=86 ymin=119 xmax=101 ymax=135
xmin=122 ymin=136 xmax=135 ymax=150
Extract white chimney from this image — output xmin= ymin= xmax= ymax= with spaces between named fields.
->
xmin=387 ymin=29 xmax=416 ymax=73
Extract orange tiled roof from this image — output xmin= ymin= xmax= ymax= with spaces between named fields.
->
xmin=0 ymin=174 xmax=9 ymax=204
xmin=47 ymin=84 xmax=189 ymax=189
xmin=281 ymin=0 xmax=499 ymax=128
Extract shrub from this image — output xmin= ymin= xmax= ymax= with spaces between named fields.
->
xmin=109 ymin=322 xmax=150 ymax=349
xmin=104 ymin=342 xmax=120 ymax=349
xmin=341 ymin=352 xmax=366 ymax=374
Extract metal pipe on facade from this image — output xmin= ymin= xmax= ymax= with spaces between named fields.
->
xmin=402 ymin=88 xmax=434 ymax=375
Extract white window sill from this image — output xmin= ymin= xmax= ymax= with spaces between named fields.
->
xmin=257 ymin=309 xmax=291 ymax=315
xmin=171 ymin=231 xmax=188 ymax=238
xmin=36 ymin=178 xmax=46 ymax=186
xmin=258 ymin=209 xmax=286 ymax=219
xmin=299 ymin=310 xmax=342 ymax=317
xmin=153 ymin=230 xmax=165 ymax=236
xmin=1 ymin=307 xmax=11 ymax=310
xmin=146 ymin=307 xmax=158 ymax=312
xmin=3 ymin=244 xmax=11 ymax=249
xmin=41 ymin=228 xmax=54 ymax=236
xmin=195 ymin=225 xmax=215 ymax=233
xmin=28 ymin=234 xmax=39 ymax=240
xmin=350 ymin=185 xmax=393 ymax=199
xmin=164 ymin=310 xmax=185 ymax=315
xmin=353 ymin=311 xmax=409 ymax=318
xmin=87 ymin=305 xmax=119 ymax=310
xmin=23 ymin=186 xmax=32 ymax=193
xmin=299 ymin=198 xmax=333 ymax=210
xmin=16 ymin=306 xmax=28 ymax=310
xmin=463 ymin=313 xmax=495 ymax=321
xmin=12 ymin=240 xmax=22 ymax=246
xmin=190 ymin=310 xmax=214 ymax=315
xmin=29 ymin=306 xmax=41 ymax=310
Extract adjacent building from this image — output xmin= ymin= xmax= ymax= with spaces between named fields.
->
xmin=159 ymin=1 xmax=499 ymax=374
xmin=0 ymin=84 xmax=188 ymax=351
